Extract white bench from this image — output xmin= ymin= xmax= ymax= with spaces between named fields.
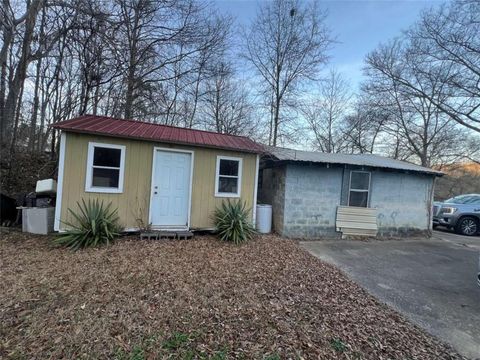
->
xmin=336 ymin=206 xmax=378 ymax=237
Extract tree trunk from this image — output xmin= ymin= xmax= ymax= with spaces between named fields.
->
xmin=9 ymin=81 xmax=24 ymax=159
xmin=92 ymin=85 xmax=99 ymax=115
xmin=38 ymin=88 xmax=48 ymax=151
xmin=214 ymin=83 xmax=221 ymax=132
xmin=124 ymin=8 xmax=140 ymax=120
xmin=124 ymin=59 xmax=136 ymax=119
xmin=1 ymin=0 xmax=44 ymax=145
xmin=28 ymin=6 xmax=46 ymax=151
xmin=189 ymin=64 xmax=203 ymax=128
xmin=272 ymin=94 xmax=280 ymax=147
xmin=0 ymin=12 xmax=14 ymax=139
xmin=28 ymin=58 xmax=43 ymax=151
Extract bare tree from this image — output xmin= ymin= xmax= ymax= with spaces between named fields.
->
xmin=1 ymin=0 xmax=44 ymax=146
xmin=184 ymin=13 xmax=231 ymax=128
xmin=384 ymin=1 xmax=479 ymax=133
xmin=116 ymin=0 xmax=184 ymax=119
xmin=365 ymin=39 xmax=465 ymax=167
xmin=115 ymin=0 xmax=228 ymax=122
xmin=301 ymin=69 xmax=351 ymax=153
xmin=244 ymin=0 xmax=331 ymax=146
xmin=0 ymin=0 xmax=100 ymax=148
xmin=0 ymin=0 xmax=251 ymax=198
xmin=341 ymin=99 xmax=388 ymax=154
xmin=70 ymin=2 xmax=122 ymax=116
xmin=201 ymin=61 xmax=258 ymax=137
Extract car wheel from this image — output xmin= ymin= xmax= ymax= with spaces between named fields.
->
xmin=455 ymin=217 xmax=478 ymax=236
xmin=432 ymin=224 xmax=438 ymax=229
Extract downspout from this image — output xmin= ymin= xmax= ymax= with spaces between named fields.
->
xmin=252 ymin=154 xmax=260 ymax=226
xmin=427 ymin=175 xmax=436 ymax=237
xmin=54 ymin=131 xmax=66 ymax=232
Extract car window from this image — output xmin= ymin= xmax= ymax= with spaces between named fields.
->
xmin=470 ymin=196 xmax=480 ymax=205
xmin=444 ymin=195 xmax=480 ymax=204
xmin=444 ymin=196 xmax=462 ymax=204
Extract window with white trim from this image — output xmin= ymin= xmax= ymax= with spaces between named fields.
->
xmin=215 ymin=156 xmax=242 ymax=197
xmin=348 ymin=171 xmax=370 ymax=207
xmin=85 ymin=142 xmax=126 ymax=193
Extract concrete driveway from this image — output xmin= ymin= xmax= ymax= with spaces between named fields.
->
xmin=301 ymin=231 xmax=480 ymax=359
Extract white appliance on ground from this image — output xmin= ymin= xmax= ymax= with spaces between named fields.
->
xmin=21 ymin=179 xmax=57 ymax=234
xmin=22 ymin=207 xmax=55 ymax=235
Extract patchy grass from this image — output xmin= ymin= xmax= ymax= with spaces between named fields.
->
xmin=330 ymin=338 xmax=348 ymax=353
xmin=0 ymin=230 xmax=463 ymax=359
xmin=162 ymin=332 xmax=190 ymax=351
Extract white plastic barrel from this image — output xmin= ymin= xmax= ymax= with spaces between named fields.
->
xmin=256 ymin=204 xmax=272 ymax=233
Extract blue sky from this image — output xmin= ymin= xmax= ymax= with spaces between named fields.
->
xmin=215 ymin=0 xmax=442 ymax=91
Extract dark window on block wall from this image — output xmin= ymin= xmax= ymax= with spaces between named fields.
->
xmin=348 ymin=171 xmax=370 ymax=207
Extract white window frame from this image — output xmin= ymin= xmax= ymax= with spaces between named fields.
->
xmin=215 ymin=155 xmax=242 ymax=198
xmin=348 ymin=170 xmax=371 ymax=207
xmin=85 ymin=142 xmax=126 ymax=193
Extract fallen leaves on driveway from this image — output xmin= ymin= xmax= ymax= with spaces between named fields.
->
xmin=0 ymin=230 xmax=464 ymax=359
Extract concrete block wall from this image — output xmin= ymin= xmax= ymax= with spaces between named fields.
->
xmin=282 ymin=164 xmax=343 ymax=238
xmin=370 ymin=171 xmax=434 ymax=236
xmin=260 ymin=162 xmax=436 ymax=239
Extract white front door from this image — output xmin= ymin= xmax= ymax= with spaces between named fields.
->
xmin=150 ymin=149 xmax=192 ymax=227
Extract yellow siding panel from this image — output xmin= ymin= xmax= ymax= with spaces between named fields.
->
xmin=60 ymin=132 xmax=257 ymax=230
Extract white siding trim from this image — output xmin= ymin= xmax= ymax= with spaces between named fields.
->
xmin=85 ymin=142 xmax=126 ymax=193
xmin=214 ymin=155 xmax=242 ymax=198
xmin=252 ymin=154 xmax=259 ymax=225
xmin=149 ymin=147 xmax=194 ymax=229
xmin=54 ymin=132 xmax=66 ymax=231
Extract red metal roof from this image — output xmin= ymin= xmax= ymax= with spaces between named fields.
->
xmin=51 ymin=115 xmax=264 ymax=153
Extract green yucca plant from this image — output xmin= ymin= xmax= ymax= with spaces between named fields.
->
xmin=55 ymin=199 xmax=120 ymax=250
xmin=213 ymin=200 xmax=255 ymax=244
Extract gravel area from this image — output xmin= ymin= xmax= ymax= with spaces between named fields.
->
xmin=0 ymin=230 xmax=464 ymax=359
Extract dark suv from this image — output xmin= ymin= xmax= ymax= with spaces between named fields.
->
xmin=433 ymin=194 xmax=480 ymax=236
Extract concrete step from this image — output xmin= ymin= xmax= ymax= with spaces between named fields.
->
xmin=140 ymin=231 xmax=177 ymax=240
xmin=176 ymin=231 xmax=194 ymax=240
xmin=139 ymin=231 xmax=194 ymax=240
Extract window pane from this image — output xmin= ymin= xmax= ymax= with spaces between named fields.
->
xmin=92 ymin=168 xmax=119 ymax=188
xmin=350 ymin=172 xmax=369 ymax=190
xmin=219 ymin=159 xmax=239 ymax=176
xmin=93 ymin=147 xmax=121 ymax=167
xmin=349 ymin=191 xmax=368 ymax=207
xmin=218 ymin=176 xmax=238 ymax=194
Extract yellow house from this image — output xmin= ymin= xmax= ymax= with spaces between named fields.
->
xmin=52 ymin=115 xmax=263 ymax=232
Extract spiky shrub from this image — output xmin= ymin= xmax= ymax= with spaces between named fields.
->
xmin=55 ymin=199 xmax=120 ymax=250
xmin=213 ymin=200 xmax=255 ymax=244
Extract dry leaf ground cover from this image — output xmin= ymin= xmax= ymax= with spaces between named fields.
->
xmin=0 ymin=230 xmax=463 ymax=359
